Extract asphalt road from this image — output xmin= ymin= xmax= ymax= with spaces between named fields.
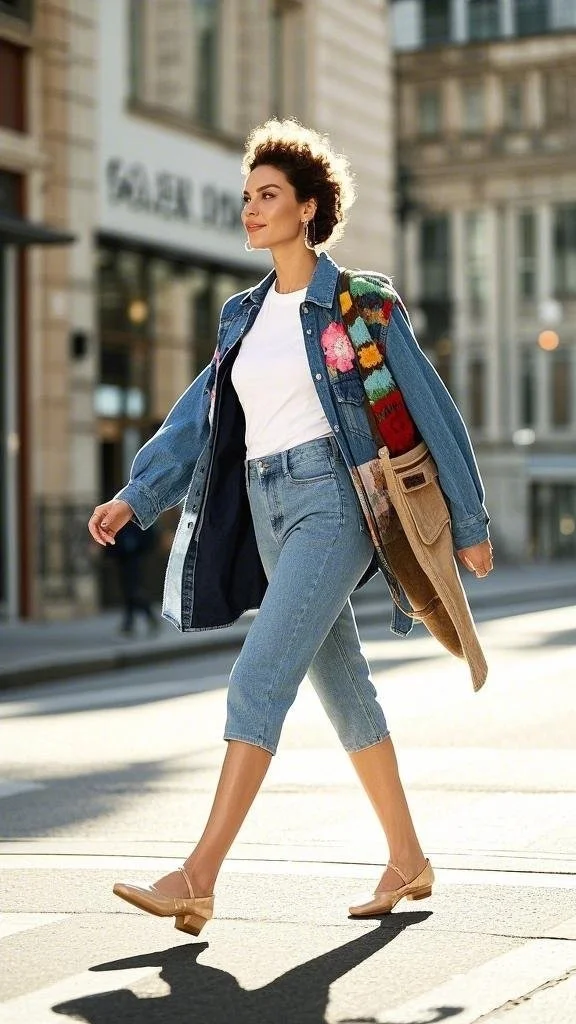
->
xmin=1 ymin=596 xmax=576 ymax=1023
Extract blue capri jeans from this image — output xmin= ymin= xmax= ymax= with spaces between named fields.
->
xmin=224 ymin=434 xmax=390 ymax=755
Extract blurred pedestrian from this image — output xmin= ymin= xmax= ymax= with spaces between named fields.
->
xmin=106 ymin=519 xmax=160 ymax=636
xmin=89 ymin=118 xmax=493 ymax=938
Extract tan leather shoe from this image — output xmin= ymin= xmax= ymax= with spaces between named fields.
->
xmin=113 ymin=866 xmax=214 ymax=936
xmin=349 ymin=859 xmax=434 ymax=917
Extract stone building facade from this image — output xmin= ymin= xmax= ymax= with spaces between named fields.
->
xmin=0 ymin=0 xmax=98 ymax=622
xmin=392 ymin=0 xmax=576 ymax=560
xmin=2 ymin=0 xmax=394 ymax=621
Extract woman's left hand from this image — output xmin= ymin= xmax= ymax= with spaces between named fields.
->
xmin=457 ymin=539 xmax=493 ymax=578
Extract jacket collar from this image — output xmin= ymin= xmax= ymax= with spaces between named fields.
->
xmin=240 ymin=251 xmax=340 ymax=310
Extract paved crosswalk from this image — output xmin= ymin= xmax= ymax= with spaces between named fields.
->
xmin=1 ymin=890 xmax=576 ymax=1023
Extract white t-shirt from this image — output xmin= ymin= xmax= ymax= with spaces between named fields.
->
xmin=231 ymin=284 xmax=333 ymax=460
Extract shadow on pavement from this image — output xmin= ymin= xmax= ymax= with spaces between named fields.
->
xmin=0 ymin=755 xmax=216 ymax=840
xmin=52 ymin=913 xmax=442 ymax=1024
xmin=342 ymin=1006 xmax=462 ymax=1023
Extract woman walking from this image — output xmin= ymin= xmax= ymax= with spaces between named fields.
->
xmin=88 ymin=119 xmax=492 ymax=937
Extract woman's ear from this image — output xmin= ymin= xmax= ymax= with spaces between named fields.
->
xmin=304 ymin=198 xmax=318 ymax=221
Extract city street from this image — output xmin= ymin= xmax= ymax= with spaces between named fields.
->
xmin=1 ymin=594 xmax=576 ymax=1023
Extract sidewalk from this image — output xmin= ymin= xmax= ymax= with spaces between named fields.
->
xmin=1 ymin=561 xmax=575 ymax=689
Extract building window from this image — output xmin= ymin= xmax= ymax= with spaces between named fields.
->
xmin=553 ymin=204 xmax=576 ymax=298
xmin=270 ymin=0 xmax=306 ymax=121
xmin=518 ymin=210 xmax=536 ymax=301
xmin=420 ymin=215 xmax=450 ymax=299
xmin=468 ymin=0 xmax=500 ymax=41
xmin=195 ymin=0 xmax=220 ymax=128
xmin=96 ymin=244 xmax=256 ymax=498
xmin=544 ymin=71 xmax=576 ymax=124
xmin=530 ymin=483 xmax=576 ymax=559
xmin=552 ymin=1 xmax=576 ymax=30
xmin=0 ymin=39 xmax=26 ymax=133
xmin=423 ymin=0 xmax=451 ymax=46
xmin=464 ymin=211 xmax=487 ymax=318
xmin=468 ymin=357 xmax=485 ymax=429
xmin=129 ymin=0 xmax=221 ymax=130
xmin=128 ymin=0 xmax=142 ymax=102
xmin=520 ymin=347 xmax=536 ymax=427
xmin=0 ymin=169 xmax=22 ymax=214
xmin=418 ymin=87 xmax=442 ymax=136
xmin=462 ymin=81 xmax=485 ymax=134
xmin=515 ymin=0 xmax=549 ymax=36
xmin=503 ymin=80 xmax=525 ymax=130
xmin=0 ymin=0 xmax=33 ymax=21
xmin=550 ymin=348 xmax=571 ymax=428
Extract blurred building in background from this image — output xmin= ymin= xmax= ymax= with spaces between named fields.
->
xmin=1 ymin=0 xmax=394 ymax=621
xmin=391 ymin=0 xmax=576 ymax=560
xmin=0 ymin=0 xmax=97 ymax=623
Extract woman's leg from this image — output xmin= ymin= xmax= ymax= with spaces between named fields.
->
xmin=348 ymin=738 xmax=426 ymax=888
xmin=307 ymin=603 xmax=426 ymax=889
xmin=154 ymin=739 xmax=271 ymax=898
xmin=152 ymin=437 xmax=374 ymax=901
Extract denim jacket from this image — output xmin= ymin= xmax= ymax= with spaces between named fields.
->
xmin=115 ymin=252 xmax=489 ymax=636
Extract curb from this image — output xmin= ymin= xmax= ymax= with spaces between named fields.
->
xmin=1 ymin=582 xmax=575 ymax=692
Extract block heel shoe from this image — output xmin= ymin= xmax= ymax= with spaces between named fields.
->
xmin=113 ymin=866 xmax=214 ymax=937
xmin=349 ymin=859 xmax=434 ymax=917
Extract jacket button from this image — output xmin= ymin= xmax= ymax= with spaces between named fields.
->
xmin=315 ymin=373 xmax=322 ymax=380
xmin=333 ymin=425 xmax=340 ymax=433
xmin=306 ymin=328 xmax=312 ymax=335
xmin=303 ymin=305 xmax=309 ymax=313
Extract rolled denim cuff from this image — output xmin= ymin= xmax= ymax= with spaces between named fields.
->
xmin=452 ymin=511 xmax=490 ymax=551
xmin=113 ymin=481 xmax=159 ymax=531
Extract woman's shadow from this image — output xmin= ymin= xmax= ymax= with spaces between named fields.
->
xmin=52 ymin=910 xmax=461 ymax=1024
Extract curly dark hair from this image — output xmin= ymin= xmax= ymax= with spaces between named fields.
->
xmin=241 ymin=118 xmax=356 ymax=249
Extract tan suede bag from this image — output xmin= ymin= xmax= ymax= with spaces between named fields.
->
xmin=338 ymin=274 xmax=488 ymax=692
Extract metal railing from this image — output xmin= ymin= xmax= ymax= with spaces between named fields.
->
xmin=36 ymin=499 xmax=95 ymax=601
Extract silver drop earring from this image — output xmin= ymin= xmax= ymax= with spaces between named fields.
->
xmin=244 ymin=238 xmax=253 ymax=252
xmin=304 ymin=219 xmax=316 ymax=250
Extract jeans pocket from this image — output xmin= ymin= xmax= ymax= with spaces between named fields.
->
xmin=286 ymin=448 xmax=335 ymax=484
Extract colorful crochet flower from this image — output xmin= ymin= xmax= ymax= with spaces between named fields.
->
xmin=373 ymin=391 xmax=418 ymax=454
xmin=321 ymin=323 xmax=355 ymax=373
xmin=362 ymin=298 xmax=394 ymax=327
xmin=358 ymin=342 xmax=383 ymax=370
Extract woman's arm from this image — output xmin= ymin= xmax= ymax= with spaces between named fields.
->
xmin=384 ymin=304 xmax=490 ymax=551
xmin=114 ymin=359 xmax=216 ymax=529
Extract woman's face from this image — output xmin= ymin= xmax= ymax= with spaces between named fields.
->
xmin=241 ymin=164 xmax=315 ymax=251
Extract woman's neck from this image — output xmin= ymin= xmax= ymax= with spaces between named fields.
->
xmin=271 ymin=247 xmax=318 ymax=294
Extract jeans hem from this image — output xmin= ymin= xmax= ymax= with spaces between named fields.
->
xmin=223 ymin=732 xmax=277 ymax=756
xmin=344 ymin=729 xmax=391 ymax=754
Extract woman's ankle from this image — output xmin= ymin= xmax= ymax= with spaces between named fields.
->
xmin=182 ymin=857 xmax=218 ymax=897
xmin=388 ymin=850 xmax=427 ymax=880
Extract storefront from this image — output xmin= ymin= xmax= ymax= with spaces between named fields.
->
xmin=529 ymin=456 xmax=576 ymax=559
xmin=0 ymin=177 xmax=74 ymax=621
xmin=97 ymin=0 xmax=269 ymax=604
xmin=96 ymin=237 xmax=258 ymax=506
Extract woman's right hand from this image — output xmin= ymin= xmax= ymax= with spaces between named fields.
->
xmin=88 ymin=499 xmax=134 ymax=547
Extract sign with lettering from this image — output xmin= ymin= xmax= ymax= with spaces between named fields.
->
xmin=106 ymin=158 xmax=243 ymax=233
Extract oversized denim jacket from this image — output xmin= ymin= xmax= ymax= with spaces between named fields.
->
xmin=115 ymin=252 xmax=490 ymax=636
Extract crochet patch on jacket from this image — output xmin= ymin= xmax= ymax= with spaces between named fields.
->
xmin=335 ymin=273 xmax=421 ymax=457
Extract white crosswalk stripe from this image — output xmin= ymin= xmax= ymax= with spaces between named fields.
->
xmin=0 ymin=914 xmax=67 ymax=940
